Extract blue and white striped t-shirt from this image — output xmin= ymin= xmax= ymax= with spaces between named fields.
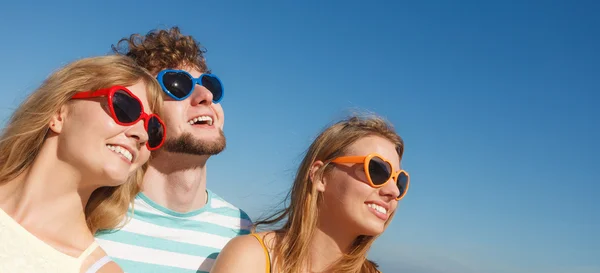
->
xmin=95 ymin=190 xmax=252 ymax=273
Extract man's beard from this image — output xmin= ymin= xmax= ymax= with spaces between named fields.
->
xmin=163 ymin=130 xmax=226 ymax=155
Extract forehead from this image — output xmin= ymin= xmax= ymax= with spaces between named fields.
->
xmin=344 ymin=135 xmax=400 ymax=167
xmin=178 ymin=66 xmax=203 ymax=78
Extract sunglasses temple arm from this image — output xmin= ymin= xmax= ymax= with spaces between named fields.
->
xmin=71 ymin=89 xmax=110 ymax=99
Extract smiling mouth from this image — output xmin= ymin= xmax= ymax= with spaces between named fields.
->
xmin=367 ymin=203 xmax=388 ymax=215
xmin=188 ymin=115 xmax=213 ymax=126
xmin=106 ymin=144 xmax=133 ymax=163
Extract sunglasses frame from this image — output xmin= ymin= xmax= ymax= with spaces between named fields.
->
xmin=70 ymin=85 xmax=166 ymax=151
xmin=331 ymin=153 xmax=410 ymax=201
xmin=156 ymin=69 xmax=224 ymax=103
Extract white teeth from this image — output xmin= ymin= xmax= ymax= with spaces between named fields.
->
xmin=188 ymin=115 xmax=214 ymax=126
xmin=367 ymin=203 xmax=387 ymax=214
xmin=106 ymin=145 xmax=133 ymax=162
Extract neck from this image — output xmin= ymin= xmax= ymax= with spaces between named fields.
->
xmin=0 ymin=144 xmax=94 ymax=247
xmin=308 ymin=221 xmax=358 ymax=272
xmin=141 ymin=151 xmax=210 ymax=213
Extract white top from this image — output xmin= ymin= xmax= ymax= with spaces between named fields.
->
xmin=0 ymin=208 xmax=111 ymax=273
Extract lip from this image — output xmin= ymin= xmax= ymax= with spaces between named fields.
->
xmin=365 ymin=200 xmax=392 ymax=221
xmin=365 ymin=200 xmax=391 ymax=211
xmin=106 ymin=143 xmax=137 ymax=164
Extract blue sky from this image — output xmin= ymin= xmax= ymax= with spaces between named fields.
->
xmin=1 ymin=1 xmax=598 ymax=272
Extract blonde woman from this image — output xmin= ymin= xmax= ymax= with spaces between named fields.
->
xmin=0 ymin=55 xmax=166 ymax=273
xmin=211 ymin=115 xmax=410 ymax=273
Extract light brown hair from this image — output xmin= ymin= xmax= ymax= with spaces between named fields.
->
xmin=255 ymin=115 xmax=405 ymax=273
xmin=0 ymin=55 xmax=163 ymax=233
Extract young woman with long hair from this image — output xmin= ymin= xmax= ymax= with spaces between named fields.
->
xmin=0 ymin=55 xmax=166 ymax=273
xmin=211 ymin=115 xmax=410 ymax=273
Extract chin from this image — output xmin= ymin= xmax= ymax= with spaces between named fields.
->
xmin=100 ymin=166 xmax=133 ymax=187
xmin=359 ymin=222 xmax=386 ymax=237
xmin=102 ymin=175 xmax=130 ymax=188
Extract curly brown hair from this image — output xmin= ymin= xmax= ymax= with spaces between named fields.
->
xmin=111 ymin=26 xmax=210 ymax=74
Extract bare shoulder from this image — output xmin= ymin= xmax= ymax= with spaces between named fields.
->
xmin=94 ymin=261 xmax=123 ymax=273
xmin=256 ymin=231 xmax=276 ymax=250
xmin=210 ymin=232 xmax=273 ymax=273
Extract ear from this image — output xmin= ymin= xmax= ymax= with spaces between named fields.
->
xmin=310 ymin=160 xmax=327 ymax=193
xmin=48 ymin=105 xmax=68 ymax=134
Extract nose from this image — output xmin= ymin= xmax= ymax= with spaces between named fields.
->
xmin=189 ymin=84 xmax=214 ymax=106
xmin=380 ymin=175 xmax=401 ymax=200
xmin=125 ymin=119 xmax=149 ymax=149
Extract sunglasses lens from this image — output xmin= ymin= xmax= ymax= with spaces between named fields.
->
xmin=112 ymin=90 xmax=141 ymax=123
xmin=368 ymin=156 xmax=392 ymax=185
xmin=396 ymin=172 xmax=409 ymax=199
xmin=147 ymin=116 xmax=164 ymax=149
xmin=162 ymin=72 xmax=193 ymax=99
xmin=201 ymin=75 xmax=223 ymax=102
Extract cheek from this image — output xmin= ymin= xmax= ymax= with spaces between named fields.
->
xmin=325 ymin=172 xmax=372 ymax=205
xmin=73 ymin=103 xmax=120 ymax=130
xmin=58 ymin=111 xmax=109 ymax=160
xmin=321 ymin=174 xmax=348 ymax=206
xmin=87 ymin=117 xmax=122 ymax=138
xmin=213 ymin=104 xmax=224 ymax=125
xmin=353 ymin=168 xmax=369 ymax=183
xmin=162 ymin=102 xmax=185 ymax=127
xmin=136 ymin=148 xmax=151 ymax=165
xmin=67 ymin=111 xmax=112 ymax=139
xmin=389 ymin=201 xmax=399 ymax=214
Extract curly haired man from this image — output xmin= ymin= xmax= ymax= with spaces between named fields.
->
xmin=95 ymin=27 xmax=252 ymax=273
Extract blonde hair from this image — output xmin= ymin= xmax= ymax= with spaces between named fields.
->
xmin=0 ymin=55 xmax=163 ymax=233
xmin=255 ymin=115 xmax=404 ymax=273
